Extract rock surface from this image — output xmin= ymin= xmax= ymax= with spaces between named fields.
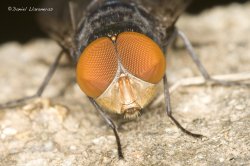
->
xmin=0 ymin=2 xmax=250 ymax=166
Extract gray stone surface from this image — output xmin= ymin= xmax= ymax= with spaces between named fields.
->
xmin=0 ymin=2 xmax=250 ymax=166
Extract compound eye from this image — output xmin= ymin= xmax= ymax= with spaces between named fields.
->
xmin=117 ymin=32 xmax=166 ymax=84
xmin=76 ymin=37 xmax=118 ymax=98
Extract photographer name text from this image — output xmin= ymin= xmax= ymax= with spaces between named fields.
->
xmin=8 ymin=6 xmax=53 ymax=12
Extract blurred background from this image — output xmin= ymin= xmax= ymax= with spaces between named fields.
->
xmin=0 ymin=0 xmax=249 ymax=44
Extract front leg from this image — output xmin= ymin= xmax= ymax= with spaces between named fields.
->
xmin=88 ymin=97 xmax=124 ymax=159
xmin=163 ymin=75 xmax=203 ymax=138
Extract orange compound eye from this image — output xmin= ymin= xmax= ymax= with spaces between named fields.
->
xmin=117 ymin=32 xmax=166 ymax=84
xmin=76 ymin=37 xmax=118 ymax=98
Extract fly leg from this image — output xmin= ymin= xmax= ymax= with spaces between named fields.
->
xmin=88 ymin=97 xmax=124 ymax=159
xmin=176 ymin=29 xmax=249 ymax=86
xmin=163 ymin=75 xmax=203 ymax=138
xmin=0 ymin=50 xmax=65 ymax=109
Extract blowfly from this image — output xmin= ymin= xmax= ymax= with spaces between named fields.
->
xmin=1 ymin=0 xmax=245 ymax=159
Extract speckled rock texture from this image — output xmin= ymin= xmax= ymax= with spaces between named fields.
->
xmin=0 ymin=2 xmax=250 ymax=166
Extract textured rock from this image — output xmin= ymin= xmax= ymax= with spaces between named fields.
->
xmin=0 ymin=2 xmax=250 ymax=166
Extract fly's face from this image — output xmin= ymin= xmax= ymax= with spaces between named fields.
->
xmin=76 ymin=32 xmax=166 ymax=118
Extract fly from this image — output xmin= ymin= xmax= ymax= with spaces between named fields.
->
xmin=1 ymin=0 xmax=248 ymax=159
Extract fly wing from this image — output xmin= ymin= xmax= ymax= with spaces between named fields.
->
xmin=38 ymin=0 xmax=94 ymax=50
xmin=124 ymin=0 xmax=192 ymax=28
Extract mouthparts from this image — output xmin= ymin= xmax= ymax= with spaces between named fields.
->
xmin=121 ymin=101 xmax=141 ymax=119
xmin=118 ymin=73 xmax=142 ymax=119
